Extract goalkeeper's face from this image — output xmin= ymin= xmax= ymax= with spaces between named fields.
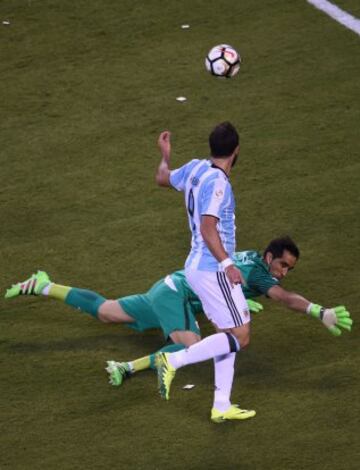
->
xmin=267 ymin=250 xmax=297 ymax=280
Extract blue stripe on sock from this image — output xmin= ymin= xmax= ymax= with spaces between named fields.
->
xmin=225 ymin=332 xmax=240 ymax=352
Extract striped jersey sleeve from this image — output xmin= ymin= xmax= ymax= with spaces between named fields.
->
xmin=200 ymin=176 xmax=229 ymax=219
xmin=169 ymin=159 xmax=200 ymax=192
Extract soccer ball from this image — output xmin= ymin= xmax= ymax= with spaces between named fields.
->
xmin=205 ymin=44 xmax=241 ymax=78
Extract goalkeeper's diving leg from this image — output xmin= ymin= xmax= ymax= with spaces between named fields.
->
xmin=4 ymin=270 xmax=136 ymax=323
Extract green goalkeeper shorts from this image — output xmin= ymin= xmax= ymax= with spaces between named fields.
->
xmin=118 ymin=279 xmax=200 ymax=340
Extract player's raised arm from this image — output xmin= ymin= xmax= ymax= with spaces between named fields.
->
xmin=267 ymin=285 xmax=353 ymax=336
xmin=155 ymin=130 xmax=172 ymax=187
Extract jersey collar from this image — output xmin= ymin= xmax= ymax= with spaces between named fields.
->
xmin=211 ymin=163 xmax=229 ymax=179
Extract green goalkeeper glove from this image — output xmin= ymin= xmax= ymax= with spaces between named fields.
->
xmin=247 ymin=299 xmax=264 ymax=314
xmin=309 ymin=304 xmax=353 ymax=336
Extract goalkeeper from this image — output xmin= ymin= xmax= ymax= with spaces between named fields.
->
xmin=5 ymin=236 xmax=352 ymax=386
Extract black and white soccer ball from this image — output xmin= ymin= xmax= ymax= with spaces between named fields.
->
xmin=205 ymin=44 xmax=241 ymax=78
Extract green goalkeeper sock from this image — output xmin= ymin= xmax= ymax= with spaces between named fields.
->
xmin=65 ymin=288 xmax=106 ymax=318
xmin=46 ymin=284 xmax=106 ymax=318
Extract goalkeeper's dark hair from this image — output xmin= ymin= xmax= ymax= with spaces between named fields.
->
xmin=209 ymin=121 xmax=239 ymax=157
xmin=264 ymin=236 xmax=300 ymax=260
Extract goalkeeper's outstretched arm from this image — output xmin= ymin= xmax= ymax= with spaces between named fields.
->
xmin=267 ymin=285 xmax=353 ymax=336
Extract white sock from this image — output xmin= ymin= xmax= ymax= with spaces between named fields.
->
xmin=41 ymin=283 xmax=52 ymax=296
xmin=213 ymin=352 xmax=236 ymax=411
xmin=168 ymin=332 xmax=238 ymax=369
xmin=126 ymin=362 xmax=134 ymax=373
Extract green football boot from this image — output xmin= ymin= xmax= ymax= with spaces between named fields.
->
xmin=155 ymin=352 xmax=176 ymax=400
xmin=5 ymin=270 xmax=51 ymax=299
xmin=211 ymin=404 xmax=256 ymax=423
xmin=105 ymin=361 xmax=132 ymax=386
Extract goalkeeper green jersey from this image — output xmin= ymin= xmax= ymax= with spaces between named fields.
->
xmin=232 ymin=250 xmax=279 ymax=298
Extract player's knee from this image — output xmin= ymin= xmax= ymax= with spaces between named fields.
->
xmin=226 ymin=332 xmax=250 ymax=352
xmin=97 ymin=311 xmax=111 ymax=323
xmin=237 ymin=330 xmax=250 ymax=349
xmin=230 ymin=331 xmax=250 ymax=350
xmin=98 ymin=300 xmax=134 ymax=323
xmin=230 ymin=324 xmax=250 ymax=350
xmin=170 ymin=331 xmax=201 ymax=347
xmin=97 ymin=300 xmax=114 ymax=322
xmin=239 ymin=335 xmax=250 ymax=349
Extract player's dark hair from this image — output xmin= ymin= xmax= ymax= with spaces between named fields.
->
xmin=264 ymin=236 xmax=300 ymax=260
xmin=209 ymin=121 xmax=239 ymax=158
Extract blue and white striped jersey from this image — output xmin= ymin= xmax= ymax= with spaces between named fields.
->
xmin=170 ymin=158 xmax=236 ymax=272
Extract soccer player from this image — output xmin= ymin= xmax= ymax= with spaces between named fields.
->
xmin=4 ymin=267 xmax=263 ymax=379
xmin=4 ymin=269 xmax=204 ymax=380
xmin=155 ymin=122 xmax=255 ymax=423
xmin=5 ymin=238 xmax=352 ymax=388
xmin=105 ymin=236 xmax=352 ymax=386
xmin=154 ymin=125 xmax=353 ymax=423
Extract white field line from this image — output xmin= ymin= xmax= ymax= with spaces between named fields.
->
xmin=307 ymin=0 xmax=360 ymax=36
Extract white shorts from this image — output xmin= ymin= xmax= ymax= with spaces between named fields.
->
xmin=185 ymin=268 xmax=250 ymax=329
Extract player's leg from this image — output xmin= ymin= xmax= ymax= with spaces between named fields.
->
xmin=146 ymin=330 xmax=200 ymax=371
xmin=151 ymin=280 xmax=203 ymax=387
xmin=197 ymin=275 xmax=254 ymax=421
xmin=213 ymin=352 xmax=236 ymax=412
xmin=156 ymin=330 xmax=242 ymax=397
xmin=156 ymin=271 xmax=247 ymax=372
xmin=132 ymin=277 xmax=202 ymax=370
xmin=150 ymin=279 xmax=202 ymax=346
xmin=156 ymin=271 xmax=255 ymax=420
xmin=5 ymin=270 xmax=134 ymax=323
xmin=209 ymin=322 xmax=254 ymax=421
xmin=105 ymin=291 xmax=170 ymax=385
xmin=106 ymin=343 xmax=187 ymax=386
xmin=209 ymin=318 xmax=251 ymax=415
xmin=106 ymin=282 xmax=202 ymax=386
xmin=98 ymin=301 xmax=134 ymax=323
xmin=169 ymin=328 xmax=200 ymax=347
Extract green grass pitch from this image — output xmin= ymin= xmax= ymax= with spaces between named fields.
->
xmin=0 ymin=0 xmax=359 ymax=468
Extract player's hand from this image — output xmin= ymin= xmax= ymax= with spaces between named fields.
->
xmin=323 ymin=306 xmax=353 ymax=336
xmin=225 ymin=265 xmax=246 ymax=287
xmin=310 ymin=304 xmax=353 ymax=336
xmin=158 ymin=131 xmax=171 ymax=161
xmin=247 ymin=299 xmax=264 ymax=314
